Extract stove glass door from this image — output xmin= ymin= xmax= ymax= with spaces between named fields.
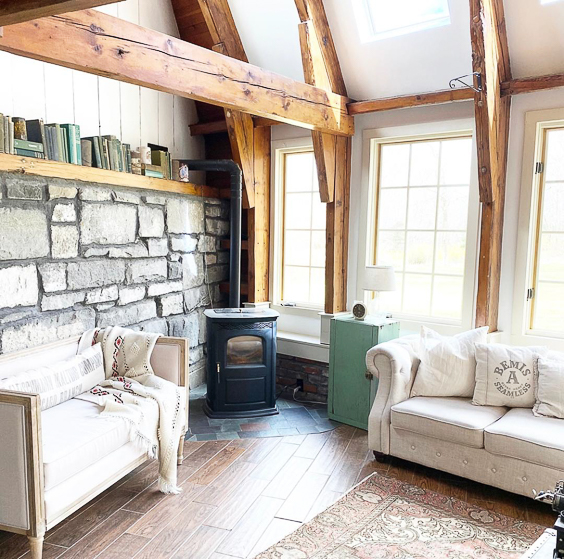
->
xmin=226 ymin=336 xmax=264 ymax=365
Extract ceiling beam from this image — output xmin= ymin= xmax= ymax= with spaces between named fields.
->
xmin=295 ymin=0 xmax=351 ymax=314
xmin=0 ymin=9 xmax=354 ymax=137
xmin=470 ymin=0 xmax=512 ymax=332
xmin=348 ymin=88 xmax=475 ymax=115
xmin=501 ymin=73 xmax=564 ymax=96
xmin=0 ymin=0 xmax=120 ymax=26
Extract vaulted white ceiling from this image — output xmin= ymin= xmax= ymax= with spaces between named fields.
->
xmin=228 ymin=0 xmax=564 ymax=101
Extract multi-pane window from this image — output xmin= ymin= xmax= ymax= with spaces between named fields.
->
xmin=354 ymin=0 xmax=450 ymax=42
xmin=279 ymin=150 xmax=326 ymax=309
xmin=373 ymin=135 xmax=473 ymax=322
xmin=529 ymin=127 xmax=564 ymax=334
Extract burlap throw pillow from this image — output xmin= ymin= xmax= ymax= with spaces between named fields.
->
xmin=472 ymin=343 xmax=547 ymax=407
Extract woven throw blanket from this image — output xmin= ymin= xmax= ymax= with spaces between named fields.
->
xmin=77 ymin=326 xmax=186 ymax=494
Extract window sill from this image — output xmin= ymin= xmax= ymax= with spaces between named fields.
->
xmin=277 ymin=330 xmax=330 ymax=364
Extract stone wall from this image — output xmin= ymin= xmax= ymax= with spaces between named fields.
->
xmin=0 ymin=172 xmax=230 ymax=387
xmin=276 ymin=354 xmax=329 ymax=403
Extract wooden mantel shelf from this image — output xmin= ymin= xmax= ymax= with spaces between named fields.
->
xmin=0 ymin=153 xmax=220 ymax=198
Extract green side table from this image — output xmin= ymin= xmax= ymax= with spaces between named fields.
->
xmin=328 ymin=314 xmax=400 ymax=430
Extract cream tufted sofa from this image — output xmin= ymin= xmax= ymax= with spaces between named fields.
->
xmin=0 ymin=335 xmax=189 ymax=559
xmin=367 ymin=335 xmax=564 ymax=500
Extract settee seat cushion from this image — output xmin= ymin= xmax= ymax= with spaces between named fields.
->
xmin=42 ymin=398 xmax=131 ymax=491
xmin=391 ymin=397 xmax=507 ymax=448
xmin=485 ymin=408 xmax=564 ymax=470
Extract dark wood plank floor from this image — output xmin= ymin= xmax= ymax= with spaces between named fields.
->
xmin=0 ymin=425 xmax=554 ymax=559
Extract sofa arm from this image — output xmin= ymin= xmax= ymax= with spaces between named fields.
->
xmin=0 ymin=390 xmax=45 ymax=541
xmin=366 ymin=341 xmax=417 ymax=454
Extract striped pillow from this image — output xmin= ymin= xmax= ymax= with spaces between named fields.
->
xmin=0 ymin=344 xmax=104 ymax=410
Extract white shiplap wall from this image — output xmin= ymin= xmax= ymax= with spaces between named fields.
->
xmin=0 ymin=0 xmax=203 ymax=160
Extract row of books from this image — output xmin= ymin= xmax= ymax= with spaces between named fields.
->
xmin=0 ymin=116 xmax=174 ymax=179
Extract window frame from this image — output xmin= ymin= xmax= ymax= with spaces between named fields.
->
xmin=513 ymin=108 xmax=564 ymax=346
xmin=270 ymin=137 xmax=326 ymax=317
xmin=357 ymin=122 xmax=480 ymax=335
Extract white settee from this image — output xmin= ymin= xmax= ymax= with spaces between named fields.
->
xmin=0 ymin=335 xmax=189 ymax=559
xmin=367 ymin=336 xmax=564 ymax=499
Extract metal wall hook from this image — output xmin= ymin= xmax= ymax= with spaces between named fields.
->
xmin=449 ymin=72 xmax=483 ymax=93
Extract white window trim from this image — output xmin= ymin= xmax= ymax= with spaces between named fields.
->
xmin=356 ymin=120 xmax=480 ymax=336
xmin=270 ymin=137 xmax=329 ymax=349
xmin=512 ymin=108 xmax=564 ymax=350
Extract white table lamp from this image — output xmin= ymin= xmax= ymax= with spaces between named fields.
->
xmin=362 ymin=266 xmax=396 ymax=317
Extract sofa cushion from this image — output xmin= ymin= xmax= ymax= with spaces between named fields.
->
xmin=485 ymin=407 xmax=564 ymax=471
xmin=42 ymin=398 xmax=131 ymax=491
xmin=391 ymin=397 xmax=507 ymax=449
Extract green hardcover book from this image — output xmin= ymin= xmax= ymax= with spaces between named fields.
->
xmin=26 ymin=119 xmax=48 ymax=158
xmin=15 ymin=148 xmax=44 ymax=159
xmin=61 ymin=127 xmax=68 ymax=163
xmin=0 ymin=114 xmax=4 ymax=155
xmin=14 ymin=139 xmax=44 ymax=153
xmin=8 ymin=118 xmax=14 ymax=154
xmin=61 ymin=124 xmax=76 ymax=164
xmin=47 ymin=124 xmax=63 ymax=162
xmin=143 ymin=169 xmax=164 ymax=178
xmin=75 ymin=125 xmax=81 ymax=165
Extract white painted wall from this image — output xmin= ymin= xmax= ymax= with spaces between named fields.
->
xmin=0 ymin=0 xmax=203 ymax=160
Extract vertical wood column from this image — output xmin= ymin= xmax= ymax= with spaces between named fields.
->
xmin=470 ymin=0 xmax=512 ymax=331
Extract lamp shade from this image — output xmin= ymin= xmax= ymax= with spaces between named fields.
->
xmin=363 ymin=266 xmax=396 ymax=292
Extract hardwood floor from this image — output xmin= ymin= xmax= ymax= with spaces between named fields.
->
xmin=0 ymin=425 xmax=555 ymax=559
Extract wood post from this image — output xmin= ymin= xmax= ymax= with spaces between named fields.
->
xmin=470 ymin=0 xmax=512 ymax=331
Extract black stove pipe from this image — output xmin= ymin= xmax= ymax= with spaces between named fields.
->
xmin=179 ymin=160 xmax=242 ymax=309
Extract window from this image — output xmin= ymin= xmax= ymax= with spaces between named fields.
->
xmin=526 ymin=124 xmax=564 ymax=336
xmin=370 ymin=134 xmax=474 ymax=323
xmin=353 ymin=0 xmax=451 ymax=43
xmin=273 ymin=147 xmax=326 ymax=310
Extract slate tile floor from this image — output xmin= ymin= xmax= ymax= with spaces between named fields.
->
xmin=186 ymin=385 xmax=341 ymax=441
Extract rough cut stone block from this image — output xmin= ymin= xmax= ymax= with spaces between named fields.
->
xmin=52 ymin=203 xmax=77 ymax=223
xmin=168 ymin=314 xmax=199 ymax=344
xmin=0 ymin=309 xmax=36 ymax=325
xmin=166 ymin=198 xmax=204 ymax=235
xmin=189 ymin=346 xmax=204 ymax=366
xmin=0 ymin=265 xmax=39 ymax=310
xmin=198 ymin=309 xmax=206 ymax=344
xmin=184 ymin=286 xmax=209 ymax=311
xmin=96 ymin=300 xmax=157 ymax=328
xmin=39 ymin=263 xmax=67 ymax=293
xmin=85 ymin=285 xmax=119 ymax=304
xmin=81 ymin=204 xmax=137 ymax=245
xmin=181 ymin=254 xmax=205 ymax=289
xmin=218 ymin=252 xmax=229 ymax=264
xmin=144 ymin=195 xmax=166 ymax=205
xmin=198 ymin=235 xmax=217 ymax=253
xmin=206 ymin=265 xmax=229 ymax=284
xmin=147 ymin=281 xmax=183 ymax=297
xmin=147 ymin=238 xmax=168 ymax=257
xmin=169 ymin=253 xmax=180 ymax=262
xmin=205 ymin=204 xmax=229 ymax=218
xmin=158 ymin=293 xmax=184 ymax=317
xmin=51 ymin=225 xmax=79 ymax=259
xmin=205 ymin=254 xmax=217 ymax=265
xmin=80 ymin=188 xmax=112 ymax=201
xmin=49 ymin=184 xmax=77 ymax=199
xmin=139 ymin=206 xmax=164 ymax=238
xmin=6 ymin=177 xmax=45 ymax=200
xmin=41 ymin=291 xmax=85 ymax=311
xmin=1 ymin=309 xmax=95 ymax=354
xmin=134 ymin=318 xmax=168 ymax=335
xmin=112 ymin=191 xmax=140 ymax=204
xmin=168 ymin=262 xmax=182 ymax=280
xmin=84 ymin=243 xmax=149 ymax=259
xmin=0 ymin=208 xmax=49 ymax=261
xmin=127 ymin=258 xmax=167 ymax=284
xmin=170 ymin=235 xmax=198 ymax=253
xmin=119 ymin=286 xmax=145 ymax=306
xmin=67 ymin=260 xmax=126 ymax=290
xmin=206 ymin=218 xmax=229 ymax=236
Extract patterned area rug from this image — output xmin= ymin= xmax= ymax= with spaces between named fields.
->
xmin=256 ymin=473 xmax=544 ymax=559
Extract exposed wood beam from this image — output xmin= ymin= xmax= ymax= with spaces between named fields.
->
xmin=470 ymin=0 xmax=512 ymax=332
xmin=189 ymin=119 xmax=228 ymax=136
xmin=295 ymin=0 xmax=351 ymax=314
xmin=348 ymin=88 xmax=475 ymax=115
xmin=0 ymin=10 xmax=354 ymax=136
xmin=501 ymin=73 xmax=564 ymax=96
xmin=0 ymin=0 xmax=120 ymax=26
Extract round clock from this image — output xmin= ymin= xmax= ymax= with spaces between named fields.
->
xmin=352 ymin=301 xmax=367 ymax=321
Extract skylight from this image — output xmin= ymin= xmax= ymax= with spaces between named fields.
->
xmin=353 ymin=0 xmax=451 ymax=43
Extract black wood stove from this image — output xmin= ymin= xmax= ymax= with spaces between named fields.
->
xmin=204 ymin=308 xmax=280 ymax=418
